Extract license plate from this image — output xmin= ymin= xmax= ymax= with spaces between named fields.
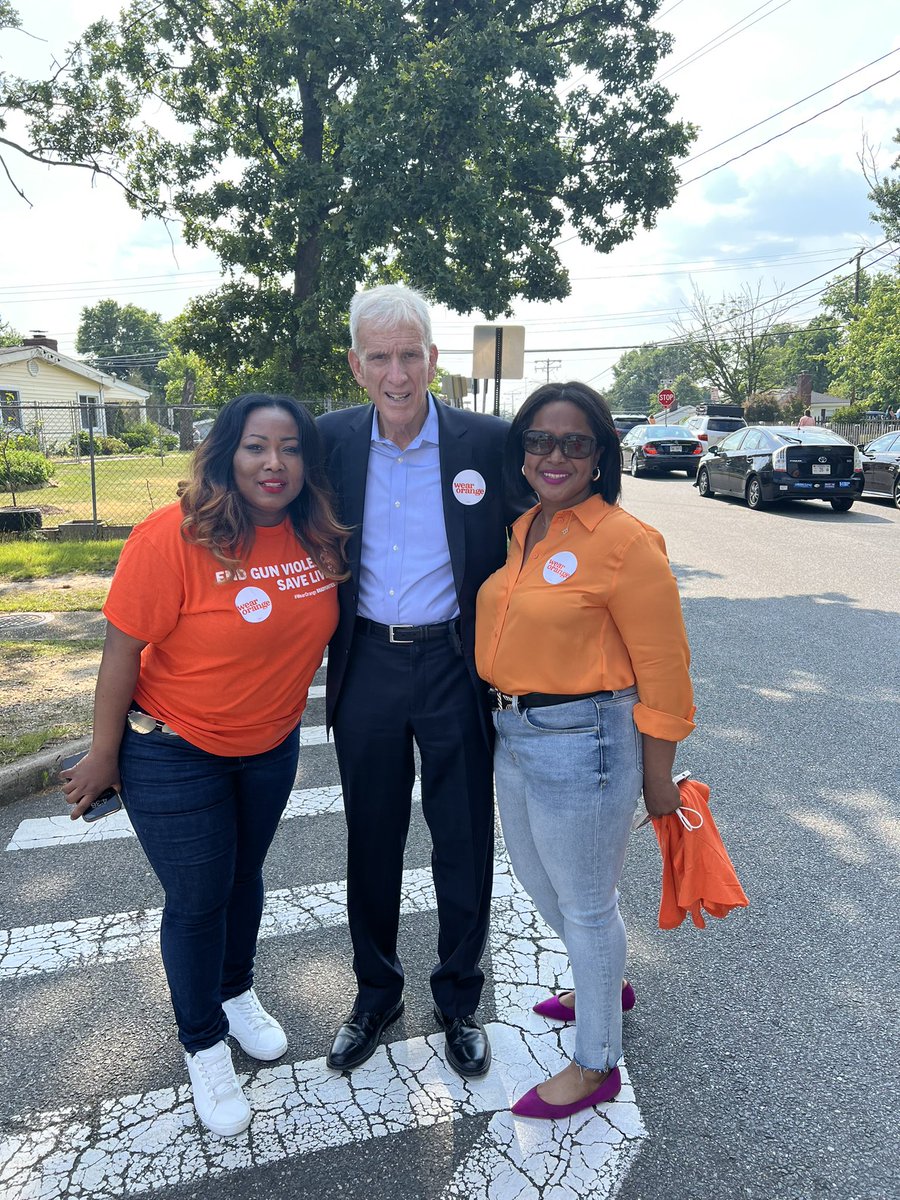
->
xmin=811 ymin=463 xmax=831 ymax=475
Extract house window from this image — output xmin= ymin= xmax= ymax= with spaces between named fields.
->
xmin=1 ymin=388 xmax=23 ymax=430
xmin=78 ymin=394 xmax=103 ymax=431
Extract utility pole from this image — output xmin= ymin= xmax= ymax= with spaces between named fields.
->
xmin=534 ymin=358 xmax=561 ymax=383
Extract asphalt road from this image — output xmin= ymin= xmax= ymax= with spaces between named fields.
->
xmin=1 ymin=477 xmax=898 ymax=1200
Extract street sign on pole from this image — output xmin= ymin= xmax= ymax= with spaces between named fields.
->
xmin=472 ymin=324 xmax=525 ymax=417
xmin=658 ymin=388 xmax=676 ymax=409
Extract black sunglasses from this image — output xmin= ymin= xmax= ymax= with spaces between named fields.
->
xmin=522 ymin=429 xmax=597 ymax=459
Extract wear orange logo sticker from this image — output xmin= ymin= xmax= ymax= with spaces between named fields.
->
xmin=452 ymin=469 xmax=487 ymax=505
xmin=542 ymin=551 xmax=577 ymax=584
xmin=234 ymin=585 xmax=273 ymax=623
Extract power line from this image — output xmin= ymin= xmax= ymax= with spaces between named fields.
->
xmin=680 ymin=65 xmax=900 ymax=187
xmin=657 ymin=0 xmax=794 ymax=83
xmin=680 ymin=45 xmax=900 ymax=166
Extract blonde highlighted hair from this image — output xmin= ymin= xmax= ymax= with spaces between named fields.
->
xmin=179 ymin=394 xmax=349 ymax=579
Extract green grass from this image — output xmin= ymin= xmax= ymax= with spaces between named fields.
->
xmin=0 ymin=726 xmax=76 ymax=766
xmin=0 ymin=452 xmax=191 ymax=526
xmin=1 ymin=639 xmax=105 ymax=656
xmin=0 ymin=540 xmax=125 ymax=581
xmin=0 ymin=587 xmax=108 ymax=612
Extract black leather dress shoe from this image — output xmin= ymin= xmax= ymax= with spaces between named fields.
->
xmin=326 ymin=1000 xmax=404 ymax=1071
xmin=433 ymin=1008 xmax=491 ymax=1078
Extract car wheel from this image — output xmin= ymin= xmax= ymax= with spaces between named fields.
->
xmin=893 ymin=479 xmax=900 ymax=510
xmin=696 ymin=467 xmax=714 ymax=497
xmin=630 ymin=455 xmax=641 ymax=477
xmin=829 ymin=497 xmax=854 ymax=512
xmin=745 ymin=476 xmax=764 ymax=510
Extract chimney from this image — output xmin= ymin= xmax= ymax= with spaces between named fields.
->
xmin=796 ymin=372 xmax=812 ymax=403
xmin=24 ymin=331 xmax=59 ymax=352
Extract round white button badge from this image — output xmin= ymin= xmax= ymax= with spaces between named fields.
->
xmin=452 ymin=470 xmax=487 ymax=505
xmin=234 ymin=586 xmax=273 ymax=623
xmin=542 ymin=551 xmax=577 ymax=585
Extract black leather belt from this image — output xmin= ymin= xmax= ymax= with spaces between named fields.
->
xmin=356 ymin=616 xmax=460 ymax=645
xmin=491 ymin=688 xmax=612 ymax=711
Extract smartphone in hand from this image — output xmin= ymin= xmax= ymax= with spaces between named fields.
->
xmin=61 ymin=751 xmax=123 ymax=822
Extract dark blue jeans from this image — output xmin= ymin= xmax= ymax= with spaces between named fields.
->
xmin=119 ymin=722 xmax=299 ymax=1053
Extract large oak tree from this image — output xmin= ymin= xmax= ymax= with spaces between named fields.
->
xmin=7 ymin=1 xmax=693 ymax=392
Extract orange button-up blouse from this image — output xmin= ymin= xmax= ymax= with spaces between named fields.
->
xmin=475 ymin=495 xmax=695 ymax=742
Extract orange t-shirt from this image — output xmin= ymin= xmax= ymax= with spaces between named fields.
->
xmin=475 ymin=495 xmax=695 ymax=743
xmin=103 ymin=502 xmax=338 ymax=756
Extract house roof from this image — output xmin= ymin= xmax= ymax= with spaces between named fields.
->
xmin=0 ymin=344 xmax=151 ymax=399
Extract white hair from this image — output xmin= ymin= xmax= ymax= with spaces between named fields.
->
xmin=349 ymin=284 xmax=433 ymax=352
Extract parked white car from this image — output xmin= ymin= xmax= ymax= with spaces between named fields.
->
xmin=682 ymin=413 xmax=747 ymax=448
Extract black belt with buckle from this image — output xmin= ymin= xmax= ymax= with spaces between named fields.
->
xmin=491 ymin=688 xmax=610 ymax=711
xmin=355 ymin=616 xmax=460 ymax=645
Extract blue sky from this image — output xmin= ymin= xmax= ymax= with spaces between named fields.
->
xmin=1 ymin=0 xmax=899 ymax=402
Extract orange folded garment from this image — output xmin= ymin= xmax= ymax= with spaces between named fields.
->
xmin=651 ymin=778 xmax=749 ymax=929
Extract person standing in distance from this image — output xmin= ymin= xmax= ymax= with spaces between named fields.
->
xmin=317 ymin=285 xmax=510 ymax=1080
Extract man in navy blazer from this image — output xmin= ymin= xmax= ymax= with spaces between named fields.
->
xmin=317 ymin=285 xmax=510 ymax=1080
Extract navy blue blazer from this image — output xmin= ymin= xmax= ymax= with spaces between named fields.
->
xmin=317 ymin=398 xmax=512 ymax=738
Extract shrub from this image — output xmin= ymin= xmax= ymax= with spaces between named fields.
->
xmin=4 ymin=433 xmax=41 ymax=452
xmin=0 ymin=448 xmax=54 ymax=490
xmin=120 ymin=422 xmax=177 ymax=451
xmin=69 ymin=431 xmax=130 ymax=456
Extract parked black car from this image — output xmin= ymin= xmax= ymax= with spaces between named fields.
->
xmin=620 ymin=424 xmax=704 ymax=476
xmin=612 ymin=413 xmax=653 ymax=440
xmin=859 ymin=431 xmax=900 ymax=508
xmin=694 ymin=426 xmax=864 ymax=511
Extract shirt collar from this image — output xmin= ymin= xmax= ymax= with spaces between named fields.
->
xmin=512 ymin=493 xmax=615 ymax=544
xmin=369 ymin=392 xmax=439 ymax=449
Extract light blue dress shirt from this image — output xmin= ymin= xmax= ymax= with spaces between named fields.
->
xmin=357 ymin=395 xmax=459 ymax=625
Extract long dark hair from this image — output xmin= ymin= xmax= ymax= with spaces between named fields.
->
xmin=504 ymin=381 xmax=622 ymax=508
xmin=180 ymin=393 xmax=350 ymax=578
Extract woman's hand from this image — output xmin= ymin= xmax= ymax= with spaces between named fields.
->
xmin=642 ymin=774 xmax=683 ymax=819
xmin=60 ymin=751 xmax=121 ymax=820
xmin=640 ymin=733 xmax=682 ymax=818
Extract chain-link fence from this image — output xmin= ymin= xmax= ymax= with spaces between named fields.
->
xmin=0 ymin=399 xmax=353 ymax=536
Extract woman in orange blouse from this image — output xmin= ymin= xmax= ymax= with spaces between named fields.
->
xmin=475 ymin=382 xmax=695 ymax=1120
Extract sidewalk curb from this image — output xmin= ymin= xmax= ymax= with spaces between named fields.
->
xmin=0 ymin=738 xmax=92 ymax=809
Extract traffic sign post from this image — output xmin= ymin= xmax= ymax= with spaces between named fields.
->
xmin=658 ymin=387 xmax=675 ymax=425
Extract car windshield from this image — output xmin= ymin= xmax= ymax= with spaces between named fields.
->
xmin=769 ymin=427 xmax=849 ymax=446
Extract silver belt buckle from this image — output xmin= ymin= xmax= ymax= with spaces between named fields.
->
xmin=492 ymin=689 xmax=514 ymax=711
xmin=389 ymin=624 xmax=415 ymax=644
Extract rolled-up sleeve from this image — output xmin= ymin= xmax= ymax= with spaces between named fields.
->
xmin=607 ymin=529 xmax=695 ymax=742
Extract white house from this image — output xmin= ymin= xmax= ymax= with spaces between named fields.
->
xmin=0 ymin=334 xmax=150 ymax=451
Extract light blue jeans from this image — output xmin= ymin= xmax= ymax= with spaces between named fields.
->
xmin=493 ymin=687 xmax=642 ymax=1072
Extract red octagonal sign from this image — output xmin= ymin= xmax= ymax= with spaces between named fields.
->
xmin=658 ymin=388 xmax=676 ymax=409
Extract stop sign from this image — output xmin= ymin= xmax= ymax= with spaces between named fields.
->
xmin=658 ymin=388 xmax=676 ymax=409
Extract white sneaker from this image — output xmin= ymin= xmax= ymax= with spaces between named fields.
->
xmin=185 ymin=1040 xmax=251 ymax=1137
xmin=223 ymin=988 xmax=288 ymax=1061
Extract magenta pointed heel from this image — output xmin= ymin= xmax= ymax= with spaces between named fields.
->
xmin=533 ymin=982 xmax=636 ymax=1022
xmin=511 ymin=1067 xmax=622 ymax=1119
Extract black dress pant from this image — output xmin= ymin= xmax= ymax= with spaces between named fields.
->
xmin=331 ymin=627 xmax=494 ymax=1016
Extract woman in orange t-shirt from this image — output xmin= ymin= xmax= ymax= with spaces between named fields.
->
xmin=475 ymin=381 xmax=695 ymax=1121
xmin=61 ymin=393 xmax=348 ymax=1138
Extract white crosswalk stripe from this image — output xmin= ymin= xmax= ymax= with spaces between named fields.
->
xmin=0 ymin=862 xmax=646 ymax=1200
xmin=1 ymin=669 xmax=646 ymax=1198
xmin=6 ymin=780 xmax=422 ymax=852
